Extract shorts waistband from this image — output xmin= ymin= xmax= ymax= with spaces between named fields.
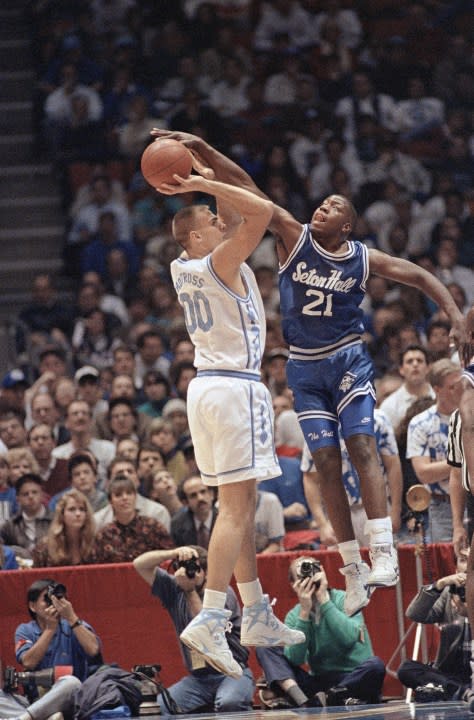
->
xmin=431 ymin=493 xmax=450 ymax=502
xmin=197 ymin=369 xmax=261 ymax=381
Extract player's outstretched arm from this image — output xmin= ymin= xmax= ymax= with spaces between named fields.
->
xmin=151 ymin=128 xmax=302 ymax=259
xmin=368 ymin=249 xmax=467 ymax=351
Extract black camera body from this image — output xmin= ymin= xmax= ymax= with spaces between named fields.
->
xmin=132 ymin=665 xmax=162 ymax=716
xmin=45 ymin=582 xmax=67 ymax=605
xmin=297 ymin=560 xmax=321 ymax=589
xmin=449 ymin=584 xmax=466 ymax=603
xmin=172 ymin=557 xmax=202 ymax=579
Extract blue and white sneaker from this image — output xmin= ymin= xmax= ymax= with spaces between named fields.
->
xmin=240 ymin=595 xmax=305 ymax=647
xmin=367 ymin=544 xmax=399 ymax=587
xmin=339 ymin=561 xmax=373 ymax=616
xmin=180 ymin=608 xmax=243 ymax=679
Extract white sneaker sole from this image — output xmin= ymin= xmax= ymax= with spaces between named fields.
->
xmin=180 ymin=632 xmax=243 ymax=679
xmin=241 ymin=629 xmax=305 ymax=647
xmin=366 ymin=571 xmax=399 ymax=587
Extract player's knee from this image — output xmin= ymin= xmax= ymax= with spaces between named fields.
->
xmin=312 ymin=445 xmax=340 ymax=476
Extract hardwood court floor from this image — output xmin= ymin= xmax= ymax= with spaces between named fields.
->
xmin=140 ymin=699 xmax=472 ymax=719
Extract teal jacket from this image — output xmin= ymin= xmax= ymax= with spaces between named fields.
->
xmin=284 ymin=588 xmax=374 ymax=675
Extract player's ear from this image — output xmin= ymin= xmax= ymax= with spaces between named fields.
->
xmin=342 ymin=221 xmax=352 ymax=234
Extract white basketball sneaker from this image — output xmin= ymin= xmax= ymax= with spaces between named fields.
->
xmin=179 ymin=608 xmax=243 ymax=679
xmin=241 ymin=595 xmax=305 ymax=647
xmin=367 ymin=544 xmax=399 ymax=587
xmin=339 ymin=561 xmax=372 ymax=616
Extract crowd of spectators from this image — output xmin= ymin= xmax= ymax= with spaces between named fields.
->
xmin=0 ymin=0 xmax=472 ymax=570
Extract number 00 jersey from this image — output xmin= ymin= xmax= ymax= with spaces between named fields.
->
xmin=171 ymin=254 xmax=266 ymax=374
xmin=279 ymin=225 xmax=369 ymax=360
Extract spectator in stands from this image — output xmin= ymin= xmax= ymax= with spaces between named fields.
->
xmin=32 ymin=489 xmax=96 ymax=567
xmin=0 ymin=455 xmax=17 ymax=525
xmin=0 ymin=409 xmax=28 ymax=450
xmin=6 ymin=448 xmax=40 ymax=487
xmin=397 ymin=549 xmax=470 ymax=702
xmin=136 ymin=443 xmax=166 ymax=490
xmin=379 ymin=345 xmax=434 ymax=432
xmin=66 ymin=175 xmax=132 ymax=271
xmin=51 ymin=399 xmax=115 ymax=488
xmin=394 ymin=74 xmax=445 ymax=143
xmin=171 ymin=475 xmax=217 ymax=550
xmin=15 ymin=577 xmax=101 ymax=681
xmin=36 ymin=345 xmax=68 ymax=382
xmin=255 ymin=490 xmax=285 ymax=554
xmin=148 ymin=418 xmax=188 ymax=485
xmin=30 ymin=391 xmax=70 ymax=445
xmin=74 ymin=366 xmax=108 ymax=420
xmin=116 ymin=437 xmax=139 ymax=463
xmin=107 ymin=397 xmax=139 ymax=445
xmin=27 ymin=423 xmax=69 ymax=500
xmin=0 ymin=474 xmax=52 ymax=554
xmin=0 ymin=370 xmax=30 ymax=414
xmin=43 ymin=62 xmax=103 ymax=157
xmin=118 ymin=95 xmax=157 ymax=160
xmin=253 ymin=1 xmax=314 ymax=54
xmin=434 ymin=238 xmax=474 ymax=307
xmin=134 ymin=544 xmax=254 ymax=715
xmin=93 ymin=475 xmax=174 ymax=563
xmin=208 ymin=55 xmax=250 ymax=122
xmin=334 ymin=70 xmax=397 ymax=144
xmin=137 ymin=370 xmax=171 ymax=418
xmin=71 ymin=283 xmax=122 ymax=353
xmin=162 ymin=398 xmax=190 ymax=452
xmin=142 ymin=468 xmax=184 ymax=519
xmin=263 ymin=347 xmax=290 ymax=399
xmin=307 ymin=135 xmax=363 ymax=205
xmin=406 ymin=359 xmax=463 ymax=543
xmin=256 ymin=555 xmax=385 ymax=709
xmin=94 ymin=455 xmax=170 ymax=532
xmin=16 ymin=273 xmax=74 ymax=352
xmin=49 ymin=452 xmax=107 ymax=513
xmin=80 ymin=210 xmax=140 ymax=280
xmin=134 ymin=329 xmax=171 ymax=391
xmin=426 ymin=319 xmax=453 ymax=362
xmin=51 ymin=377 xmax=76 ymax=425
xmin=72 ymin=308 xmax=122 ymax=372
xmin=93 ymin=374 xmax=151 ymax=442
xmin=168 ymin=360 xmax=197 ymax=401
xmin=81 ymin=270 xmax=130 ymax=328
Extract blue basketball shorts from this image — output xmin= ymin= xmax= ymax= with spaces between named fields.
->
xmin=286 ymin=343 xmax=376 ymax=453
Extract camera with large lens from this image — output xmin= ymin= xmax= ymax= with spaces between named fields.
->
xmin=297 ymin=560 xmax=321 ymax=589
xmin=172 ymin=557 xmax=202 ymax=579
xmin=449 ymin=584 xmax=466 ymax=603
xmin=45 ymin=582 xmax=67 ymax=606
xmin=3 ymin=667 xmax=57 ymax=694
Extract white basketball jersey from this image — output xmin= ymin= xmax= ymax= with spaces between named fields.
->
xmin=171 ymin=254 xmax=266 ymax=373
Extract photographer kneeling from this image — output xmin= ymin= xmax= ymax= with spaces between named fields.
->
xmin=14 ymin=579 xmax=102 ymax=693
xmin=256 ymin=556 xmax=385 ymax=708
xmin=133 ymin=545 xmax=254 ymax=716
xmin=397 ymin=549 xmax=470 ymax=702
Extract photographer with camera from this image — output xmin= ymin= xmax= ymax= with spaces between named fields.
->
xmin=397 ymin=549 xmax=470 ymax=702
xmin=133 ymin=545 xmax=254 ymax=717
xmin=256 ymin=556 xmax=385 ymax=709
xmin=14 ymin=578 xmax=102 ymax=693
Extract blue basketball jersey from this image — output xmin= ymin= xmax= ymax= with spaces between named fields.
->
xmin=278 ymin=225 xmax=369 ymax=359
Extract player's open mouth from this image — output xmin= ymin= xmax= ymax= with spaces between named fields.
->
xmin=314 ymin=212 xmax=325 ymax=221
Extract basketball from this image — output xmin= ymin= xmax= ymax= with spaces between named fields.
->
xmin=141 ymin=138 xmax=193 ymax=188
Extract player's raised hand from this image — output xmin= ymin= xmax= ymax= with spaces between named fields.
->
xmin=151 ymin=129 xmax=214 ymax=179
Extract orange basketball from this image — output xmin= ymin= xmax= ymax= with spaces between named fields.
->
xmin=141 ymin=138 xmax=193 ymax=188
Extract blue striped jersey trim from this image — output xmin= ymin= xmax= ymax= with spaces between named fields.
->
xmin=197 ymin=369 xmax=261 ymax=381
